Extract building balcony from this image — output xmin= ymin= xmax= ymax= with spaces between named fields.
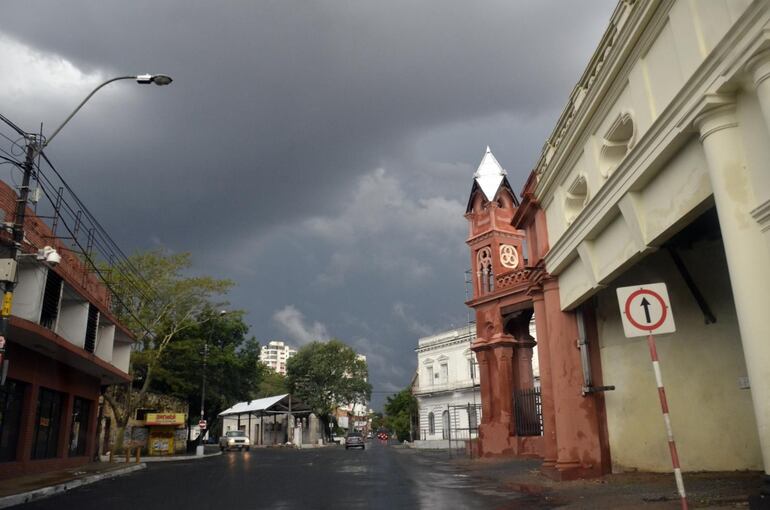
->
xmin=413 ymin=379 xmax=479 ymax=396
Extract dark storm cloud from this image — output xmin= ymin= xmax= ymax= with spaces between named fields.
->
xmin=0 ymin=0 xmax=616 ymax=407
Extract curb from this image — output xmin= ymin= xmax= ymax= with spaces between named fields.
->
xmin=141 ymin=452 xmax=222 ymax=463
xmin=0 ymin=463 xmax=146 ymax=509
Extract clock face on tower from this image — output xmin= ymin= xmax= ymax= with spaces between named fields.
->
xmin=499 ymin=244 xmax=519 ymax=269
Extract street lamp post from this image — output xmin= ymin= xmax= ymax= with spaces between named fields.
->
xmin=0 ymin=74 xmax=173 ymax=384
xmin=197 ymin=310 xmax=225 ymax=455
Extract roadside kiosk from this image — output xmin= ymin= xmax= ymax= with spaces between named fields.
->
xmin=145 ymin=413 xmax=187 ymax=456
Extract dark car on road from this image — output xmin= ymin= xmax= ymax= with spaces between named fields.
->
xmin=345 ymin=430 xmax=365 ymax=450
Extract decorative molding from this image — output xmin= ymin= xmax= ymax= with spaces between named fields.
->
xmin=576 ymin=240 xmax=598 ymax=288
xmin=693 ymin=102 xmax=739 ymax=142
xmin=746 ymin=48 xmax=770 ymax=88
xmin=542 ymin=2 xmax=770 ymax=276
xmin=617 ymin=192 xmax=647 ymax=250
xmin=466 ymin=230 xmax=523 ymax=245
xmin=751 ymin=199 xmax=770 ymax=232
xmin=499 ymin=244 xmax=519 ymax=269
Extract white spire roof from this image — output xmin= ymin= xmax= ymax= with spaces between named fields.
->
xmin=474 ymin=146 xmax=507 ymax=201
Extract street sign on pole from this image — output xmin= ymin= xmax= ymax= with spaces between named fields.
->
xmin=616 ymin=282 xmax=687 ymax=509
xmin=199 ymin=419 xmax=207 ymax=430
xmin=616 ymin=283 xmax=676 ymax=338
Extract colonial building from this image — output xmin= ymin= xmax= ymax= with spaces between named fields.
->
xmin=0 ymin=180 xmax=134 ymax=478
xmin=260 ymin=340 xmax=296 ymax=375
xmin=468 ymin=0 xmax=770 ymax=495
xmin=412 ymin=326 xmax=481 ymax=447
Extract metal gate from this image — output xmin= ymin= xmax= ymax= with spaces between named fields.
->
xmin=447 ymin=403 xmax=481 ymax=458
xmin=514 ymin=387 xmax=543 ymax=436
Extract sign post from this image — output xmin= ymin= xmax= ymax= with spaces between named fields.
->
xmin=199 ymin=419 xmax=207 ymax=431
xmin=617 ymin=283 xmax=687 ymax=510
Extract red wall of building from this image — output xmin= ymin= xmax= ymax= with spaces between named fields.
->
xmin=0 ymin=342 xmax=100 ymax=479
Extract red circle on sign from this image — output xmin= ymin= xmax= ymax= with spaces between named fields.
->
xmin=624 ymin=288 xmax=667 ymax=331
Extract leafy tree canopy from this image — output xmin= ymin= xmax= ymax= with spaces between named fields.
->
xmin=256 ymin=369 xmax=289 ymax=398
xmin=383 ymin=388 xmax=418 ymax=442
xmin=146 ymin=309 xmax=262 ymax=423
xmin=286 ymin=339 xmax=372 ymax=420
xmin=101 ymin=249 xmax=245 ymax=447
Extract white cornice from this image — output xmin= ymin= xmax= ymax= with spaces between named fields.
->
xmin=544 ymin=2 xmax=770 ymax=275
xmin=534 ymin=0 xmax=658 ymax=200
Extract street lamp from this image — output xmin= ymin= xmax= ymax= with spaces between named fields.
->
xmin=199 ymin=310 xmax=226 ymax=444
xmin=0 ymin=73 xmax=173 ymax=382
xmin=44 ymin=74 xmax=173 ymax=149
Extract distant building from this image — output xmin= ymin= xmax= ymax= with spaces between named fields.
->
xmin=335 ymin=354 xmax=370 ymax=432
xmin=412 ymin=326 xmax=481 ymax=446
xmin=260 ymin=341 xmax=296 ymax=375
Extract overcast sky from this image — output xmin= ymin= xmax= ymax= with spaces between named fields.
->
xmin=0 ymin=1 xmax=616 ymax=408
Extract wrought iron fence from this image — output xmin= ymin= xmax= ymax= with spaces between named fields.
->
xmin=514 ymin=387 xmax=543 ymax=436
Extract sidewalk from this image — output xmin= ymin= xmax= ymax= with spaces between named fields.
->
xmin=0 ymin=449 xmax=223 ymax=508
xmin=402 ymin=448 xmax=761 ymax=509
xmin=0 ymin=462 xmax=145 ymax=509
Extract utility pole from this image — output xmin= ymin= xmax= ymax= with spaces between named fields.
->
xmin=0 ymin=74 xmax=172 ymax=386
xmin=0 ymin=138 xmax=37 ymax=384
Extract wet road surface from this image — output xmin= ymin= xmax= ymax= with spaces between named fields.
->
xmin=17 ymin=441 xmax=552 ymax=509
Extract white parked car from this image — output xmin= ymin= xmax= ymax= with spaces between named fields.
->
xmin=220 ymin=430 xmax=251 ymax=451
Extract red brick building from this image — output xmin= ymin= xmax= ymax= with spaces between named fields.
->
xmin=0 ymin=180 xmax=133 ymax=478
xmin=465 ymin=148 xmax=610 ymax=480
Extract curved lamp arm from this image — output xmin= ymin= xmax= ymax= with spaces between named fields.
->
xmin=42 ymin=73 xmax=172 ymax=149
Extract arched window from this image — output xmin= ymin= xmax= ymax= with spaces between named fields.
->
xmin=442 ymin=411 xmax=450 ymax=439
xmin=476 ymin=246 xmax=494 ymax=294
xmin=428 ymin=412 xmax=435 ymax=435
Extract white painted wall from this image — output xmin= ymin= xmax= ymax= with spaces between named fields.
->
xmin=55 ymin=295 xmax=88 ymax=348
xmin=95 ymin=323 xmax=115 ymax=363
xmin=12 ymin=265 xmax=47 ymax=323
xmin=596 ymin=241 xmax=761 ymax=472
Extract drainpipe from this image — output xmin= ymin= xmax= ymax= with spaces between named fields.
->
xmin=576 ymin=309 xmax=615 ymax=396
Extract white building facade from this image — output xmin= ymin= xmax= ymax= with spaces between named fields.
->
xmin=523 ymin=0 xmax=769 ymax=482
xmin=260 ymin=340 xmax=296 ymax=375
xmin=413 ymin=326 xmax=481 ymax=446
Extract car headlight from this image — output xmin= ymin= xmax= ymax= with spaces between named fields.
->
xmin=228 ymin=439 xmax=235 ymax=444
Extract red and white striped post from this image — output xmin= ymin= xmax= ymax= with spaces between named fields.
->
xmin=647 ymin=333 xmax=688 ymax=510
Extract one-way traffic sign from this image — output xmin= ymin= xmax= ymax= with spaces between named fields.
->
xmin=616 ymin=283 xmax=676 ymax=338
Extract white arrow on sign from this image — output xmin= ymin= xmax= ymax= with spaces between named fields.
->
xmin=616 ymin=282 xmax=676 ymax=338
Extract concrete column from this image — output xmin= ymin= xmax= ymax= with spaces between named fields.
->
xmin=474 ymin=348 xmax=493 ymax=424
xmin=543 ymin=279 xmax=603 ymax=479
xmin=746 ymin=50 xmax=770 ymax=242
xmin=695 ymin=103 xmax=770 ymax=478
xmin=748 ymin=50 xmax=770 ymax=134
xmin=497 ymin=344 xmax=515 ymax=434
xmin=531 ymin=287 xmax=558 ymax=468
xmin=516 ymin=346 xmax=534 ymax=390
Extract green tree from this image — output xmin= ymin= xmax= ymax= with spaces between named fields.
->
xmin=383 ymin=388 xmax=418 ymax=442
xmin=256 ymin=369 xmax=288 ymax=398
xmin=286 ymin=339 xmax=372 ymax=435
xmin=146 ymin=309 xmax=262 ymax=438
xmin=102 ymin=250 xmax=234 ymax=450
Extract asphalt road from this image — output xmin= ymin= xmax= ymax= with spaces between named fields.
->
xmin=16 ymin=441 xmax=549 ymax=510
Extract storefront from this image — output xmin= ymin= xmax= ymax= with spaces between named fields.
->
xmin=145 ymin=413 xmax=187 ymax=456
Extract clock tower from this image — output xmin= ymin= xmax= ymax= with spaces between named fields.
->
xmin=465 ymin=147 xmax=536 ymax=457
